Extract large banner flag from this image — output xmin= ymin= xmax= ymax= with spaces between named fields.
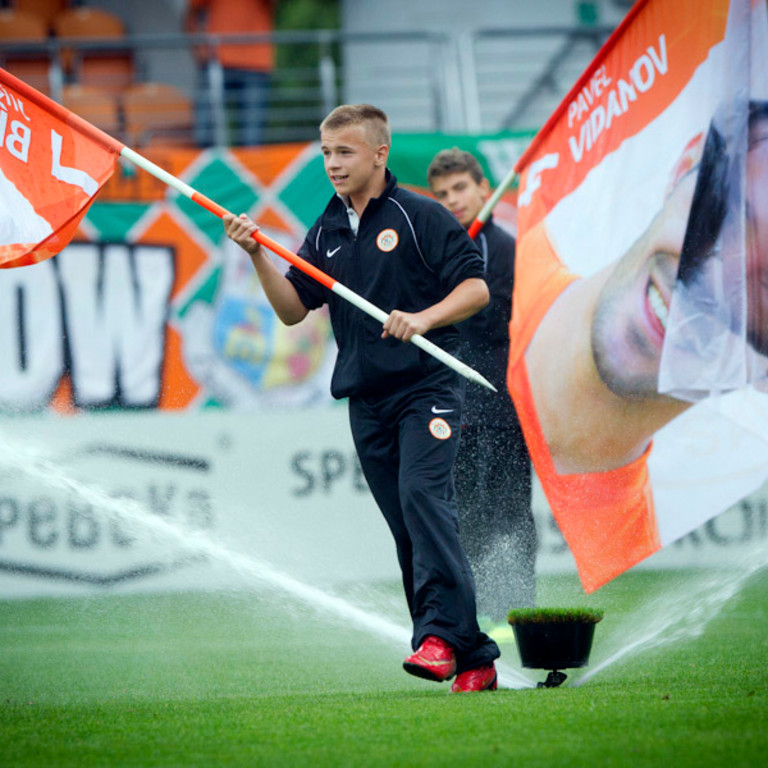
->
xmin=510 ymin=0 xmax=768 ymax=591
xmin=0 ymin=68 xmax=121 ymax=269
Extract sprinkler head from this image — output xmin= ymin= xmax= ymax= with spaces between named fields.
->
xmin=537 ymin=670 xmax=568 ymax=688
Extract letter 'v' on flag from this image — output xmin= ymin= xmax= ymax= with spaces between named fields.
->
xmin=0 ymin=67 xmax=122 ymax=269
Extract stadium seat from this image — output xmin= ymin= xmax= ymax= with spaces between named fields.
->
xmin=0 ymin=8 xmax=52 ymax=93
xmin=13 ymin=0 xmax=69 ymax=35
xmin=121 ymin=82 xmax=195 ymax=147
xmin=61 ymin=83 xmax=121 ymax=136
xmin=53 ymin=7 xmax=135 ymax=91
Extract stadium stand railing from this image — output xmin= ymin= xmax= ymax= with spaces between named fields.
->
xmin=0 ymin=7 xmax=54 ymax=94
xmin=52 ymin=6 xmax=135 ymax=92
xmin=0 ymin=23 xmax=616 ymax=146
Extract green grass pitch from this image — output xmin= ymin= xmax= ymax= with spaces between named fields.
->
xmin=1 ymin=568 xmax=766 ymax=767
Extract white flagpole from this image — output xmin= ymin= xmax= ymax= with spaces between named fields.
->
xmin=120 ymin=147 xmax=498 ymax=393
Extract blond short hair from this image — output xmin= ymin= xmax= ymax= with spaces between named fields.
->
xmin=320 ymin=104 xmax=391 ymax=148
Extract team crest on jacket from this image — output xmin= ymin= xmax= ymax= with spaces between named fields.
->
xmin=376 ymin=228 xmax=398 ymax=252
xmin=429 ymin=417 xmax=452 ymax=440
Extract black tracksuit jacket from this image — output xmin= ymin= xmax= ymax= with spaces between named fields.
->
xmin=286 ymin=171 xmax=500 ymax=665
xmin=286 ymin=171 xmax=485 ymax=399
xmin=456 ymin=217 xmax=520 ymax=426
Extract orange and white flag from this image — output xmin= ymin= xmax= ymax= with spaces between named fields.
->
xmin=0 ymin=68 xmax=122 ymax=269
xmin=509 ymin=0 xmax=768 ymax=591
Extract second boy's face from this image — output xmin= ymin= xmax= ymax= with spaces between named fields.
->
xmin=320 ymin=124 xmax=387 ymax=203
xmin=430 ymin=172 xmax=489 ymax=228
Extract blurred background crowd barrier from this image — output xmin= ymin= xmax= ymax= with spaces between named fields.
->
xmin=0 ymin=0 xmax=619 ymax=146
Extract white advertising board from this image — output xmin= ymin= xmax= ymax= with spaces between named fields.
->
xmin=0 ymin=406 xmax=764 ymax=599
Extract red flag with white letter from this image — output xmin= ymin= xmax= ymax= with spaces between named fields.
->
xmin=0 ymin=68 xmax=122 ymax=268
xmin=509 ymin=0 xmax=768 ymax=591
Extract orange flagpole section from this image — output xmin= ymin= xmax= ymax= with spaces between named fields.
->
xmin=466 ymin=165 xmax=518 ymax=240
xmin=188 ymin=189 xmax=338 ymax=292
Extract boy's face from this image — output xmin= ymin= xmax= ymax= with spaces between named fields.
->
xmin=430 ymin=171 xmax=490 ymax=228
xmin=320 ymin=123 xmax=387 ymax=201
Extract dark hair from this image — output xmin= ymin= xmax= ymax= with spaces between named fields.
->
xmin=677 ymin=100 xmax=768 ymax=288
xmin=748 ymin=100 xmax=768 ymax=150
xmin=676 ymin=120 xmax=729 ymax=287
xmin=426 ymin=147 xmax=485 ymax=186
xmin=319 ymin=104 xmax=391 ymax=147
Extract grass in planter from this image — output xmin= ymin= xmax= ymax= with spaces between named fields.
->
xmin=507 ymin=606 xmax=605 ymax=624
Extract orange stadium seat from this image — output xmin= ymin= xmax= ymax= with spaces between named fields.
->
xmin=13 ymin=0 xmax=69 ymax=34
xmin=53 ymin=7 xmax=135 ymax=91
xmin=121 ymin=82 xmax=195 ymax=147
xmin=0 ymin=9 xmax=52 ymax=93
xmin=61 ymin=83 xmax=121 ymax=136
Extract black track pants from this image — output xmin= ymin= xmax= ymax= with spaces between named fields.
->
xmin=349 ymin=376 xmax=499 ymax=674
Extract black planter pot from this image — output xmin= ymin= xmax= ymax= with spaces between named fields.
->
xmin=512 ymin=622 xmax=597 ymax=680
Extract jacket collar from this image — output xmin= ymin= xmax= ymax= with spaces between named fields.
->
xmin=325 ymin=169 xmax=398 ymax=227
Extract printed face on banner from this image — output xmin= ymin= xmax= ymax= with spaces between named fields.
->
xmin=521 ymin=14 xmax=768 ymax=404
xmin=508 ymin=0 xmax=768 ymax=593
xmin=589 ymin=163 xmax=698 ymax=397
xmin=539 ymin=105 xmax=768 ymax=400
xmin=659 ymin=101 xmax=768 ymax=395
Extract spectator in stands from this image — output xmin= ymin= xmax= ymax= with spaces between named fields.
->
xmin=428 ymin=148 xmax=536 ymax=627
xmin=185 ymin=0 xmax=275 ymax=147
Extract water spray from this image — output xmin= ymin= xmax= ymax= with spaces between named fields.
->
xmin=0 ymin=436 xmax=532 ymax=689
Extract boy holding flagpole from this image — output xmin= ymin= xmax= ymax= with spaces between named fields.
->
xmin=224 ymin=104 xmax=501 ymax=692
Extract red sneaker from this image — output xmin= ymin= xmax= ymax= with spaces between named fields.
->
xmin=403 ymin=635 xmax=457 ymax=682
xmin=450 ymin=663 xmax=498 ymax=693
